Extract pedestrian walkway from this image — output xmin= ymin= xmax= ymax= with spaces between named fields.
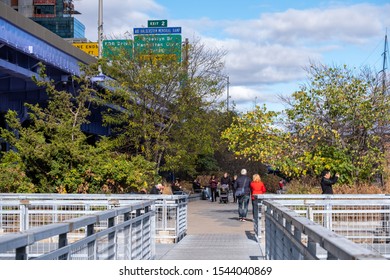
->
xmin=157 ymin=198 xmax=265 ymax=260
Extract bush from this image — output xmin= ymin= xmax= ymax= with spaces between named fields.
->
xmin=0 ymin=151 xmax=36 ymax=193
xmin=57 ymin=154 xmax=159 ymax=194
xmin=285 ymin=177 xmax=390 ymax=194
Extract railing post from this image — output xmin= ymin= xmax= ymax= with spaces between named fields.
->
xmin=276 ymin=212 xmax=284 ymax=259
xmin=307 ymin=236 xmax=317 ymax=259
xmin=293 ymin=227 xmax=303 ymax=260
xmin=327 ymin=251 xmax=337 ymax=260
xmin=87 ymin=224 xmax=95 ymax=260
xmin=324 ymin=197 xmax=332 ymax=230
xmin=19 ymin=199 xmax=30 ymax=232
xmin=176 ymin=198 xmax=180 ymax=243
xmin=284 ymin=220 xmax=292 ymax=259
xmin=108 ymin=216 xmax=115 ymax=260
xmin=58 ymin=233 xmax=68 ymax=260
xmin=265 ymin=206 xmax=272 ymax=259
xmin=123 ymin=211 xmax=131 ymax=260
xmin=15 ymin=246 xmax=27 ymax=260
xmin=306 ymin=204 xmax=314 ymax=221
xmin=254 ymin=196 xmax=263 ymax=240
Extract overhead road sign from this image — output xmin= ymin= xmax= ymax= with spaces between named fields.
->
xmin=148 ymin=20 xmax=168 ymax=27
xmin=134 ymin=34 xmax=182 ymax=61
xmin=133 ymin=27 xmax=181 ymax=35
xmin=103 ymin=39 xmax=133 ymax=59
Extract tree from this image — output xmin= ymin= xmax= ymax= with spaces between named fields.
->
xmin=284 ymin=64 xmax=390 ymax=182
xmin=221 ymin=104 xmax=288 ymax=172
xmin=0 ymin=66 xmax=158 ymax=193
xmin=0 ymin=67 xmax=94 ymax=192
xmin=222 ymin=63 xmax=390 ymax=184
xmin=98 ymin=37 xmax=228 ymax=174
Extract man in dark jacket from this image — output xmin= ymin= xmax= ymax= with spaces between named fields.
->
xmin=234 ymin=169 xmax=251 ymax=221
xmin=320 ymin=170 xmax=339 ymax=194
xmin=150 ymin=183 xmax=163 ymax=194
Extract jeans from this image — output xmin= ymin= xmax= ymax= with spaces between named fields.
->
xmin=237 ymin=195 xmax=250 ymax=218
xmin=210 ymin=187 xmax=217 ymax=202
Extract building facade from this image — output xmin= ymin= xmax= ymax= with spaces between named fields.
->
xmin=1 ymin=0 xmax=85 ymax=39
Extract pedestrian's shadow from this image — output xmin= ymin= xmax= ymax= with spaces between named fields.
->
xmin=245 ymin=230 xmax=257 ymax=242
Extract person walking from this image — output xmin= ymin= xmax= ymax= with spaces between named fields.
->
xmin=209 ymin=175 xmax=218 ymax=202
xmin=231 ymin=174 xmax=238 ymax=203
xmin=320 ymin=170 xmax=339 ymax=194
xmin=234 ymin=169 xmax=251 ymax=221
xmin=250 ymin=174 xmax=266 ymax=216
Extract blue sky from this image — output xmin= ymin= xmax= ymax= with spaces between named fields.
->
xmin=75 ymin=0 xmax=390 ymax=112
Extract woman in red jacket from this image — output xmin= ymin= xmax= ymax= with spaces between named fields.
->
xmin=250 ymin=174 xmax=266 ymax=217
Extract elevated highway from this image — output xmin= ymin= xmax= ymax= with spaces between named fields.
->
xmin=0 ymin=2 xmax=107 ymax=145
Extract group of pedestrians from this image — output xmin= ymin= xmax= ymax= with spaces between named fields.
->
xmin=234 ymin=169 xmax=266 ymax=222
xmin=205 ymin=169 xmax=267 ymax=222
xmin=149 ymin=168 xmax=339 ymax=223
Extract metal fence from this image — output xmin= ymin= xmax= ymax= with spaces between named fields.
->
xmin=263 ymin=200 xmax=387 ymax=260
xmin=0 ymin=201 xmax=155 ymax=260
xmin=0 ymin=194 xmax=188 ymax=244
xmin=254 ymin=194 xmax=390 ymax=259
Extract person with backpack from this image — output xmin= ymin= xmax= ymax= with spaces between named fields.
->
xmin=234 ymin=169 xmax=251 ymax=221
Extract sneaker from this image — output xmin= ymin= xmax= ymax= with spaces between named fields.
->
xmin=241 ymin=218 xmax=246 ymax=222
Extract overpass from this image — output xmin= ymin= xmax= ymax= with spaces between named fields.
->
xmin=0 ymin=2 xmax=107 ymax=148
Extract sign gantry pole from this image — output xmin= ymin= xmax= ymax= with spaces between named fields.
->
xmin=98 ymin=0 xmax=103 ymax=73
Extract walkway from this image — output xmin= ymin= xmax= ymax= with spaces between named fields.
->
xmin=156 ymin=198 xmax=265 ymax=260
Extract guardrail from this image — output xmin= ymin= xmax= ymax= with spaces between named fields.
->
xmin=254 ymin=194 xmax=390 ymax=259
xmin=263 ymin=200 xmax=387 ymax=260
xmin=0 ymin=201 xmax=155 ymax=260
xmin=0 ymin=194 xmax=188 ymax=244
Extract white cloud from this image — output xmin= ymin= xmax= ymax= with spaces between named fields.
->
xmin=75 ymin=0 xmax=166 ymax=40
xmin=226 ymin=4 xmax=389 ymax=45
xmin=74 ymin=1 xmax=390 ymax=112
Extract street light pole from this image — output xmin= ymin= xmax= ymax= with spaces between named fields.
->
xmin=98 ymin=0 xmax=103 ymax=60
xmin=226 ymin=75 xmax=230 ymax=112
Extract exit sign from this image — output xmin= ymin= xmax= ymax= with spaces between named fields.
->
xmin=148 ymin=20 xmax=168 ymax=27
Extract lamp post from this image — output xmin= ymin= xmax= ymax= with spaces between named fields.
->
xmin=98 ymin=0 xmax=103 ymax=60
xmin=226 ymin=75 xmax=230 ymax=112
xmin=220 ymin=75 xmax=230 ymax=112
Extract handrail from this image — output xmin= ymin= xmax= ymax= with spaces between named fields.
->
xmin=263 ymin=200 xmax=387 ymax=260
xmin=253 ymin=194 xmax=390 ymax=240
xmin=0 ymin=201 xmax=155 ymax=260
xmin=0 ymin=194 xmax=188 ymax=243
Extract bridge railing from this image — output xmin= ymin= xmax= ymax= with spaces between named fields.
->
xmin=263 ymin=200 xmax=387 ymax=260
xmin=0 ymin=201 xmax=155 ymax=260
xmin=254 ymin=194 xmax=390 ymax=258
xmin=0 ymin=194 xmax=188 ymax=244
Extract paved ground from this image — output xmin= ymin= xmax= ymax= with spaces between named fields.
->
xmin=156 ymin=197 xmax=265 ymax=260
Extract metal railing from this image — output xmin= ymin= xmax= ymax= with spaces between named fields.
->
xmin=0 ymin=194 xmax=188 ymax=244
xmin=263 ymin=200 xmax=387 ymax=260
xmin=0 ymin=201 xmax=155 ymax=260
xmin=254 ymin=194 xmax=390 ymax=259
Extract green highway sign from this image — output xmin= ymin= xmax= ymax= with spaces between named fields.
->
xmin=148 ymin=20 xmax=168 ymax=27
xmin=102 ymin=39 xmax=133 ymax=59
xmin=134 ymin=34 xmax=182 ymax=61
